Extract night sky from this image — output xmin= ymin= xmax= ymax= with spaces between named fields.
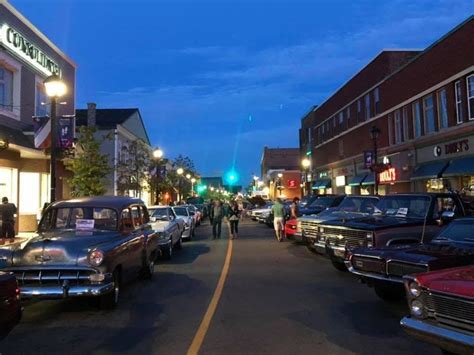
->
xmin=11 ymin=0 xmax=472 ymax=184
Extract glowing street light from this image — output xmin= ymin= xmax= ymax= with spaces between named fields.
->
xmin=177 ymin=168 xmax=184 ymax=175
xmin=153 ymin=148 xmax=164 ymax=159
xmin=186 ymin=173 xmax=191 ymax=180
xmin=302 ymin=158 xmax=311 ymax=168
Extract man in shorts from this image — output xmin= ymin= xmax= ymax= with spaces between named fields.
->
xmin=271 ymin=198 xmax=285 ymax=242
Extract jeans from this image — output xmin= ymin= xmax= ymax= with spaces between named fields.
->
xmin=212 ymin=219 xmax=222 ymax=238
xmin=1 ymin=221 xmax=15 ymax=238
xmin=230 ymin=220 xmax=239 ymax=234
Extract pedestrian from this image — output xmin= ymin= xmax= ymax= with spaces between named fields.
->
xmin=0 ymin=197 xmax=17 ymax=239
xmin=211 ymin=200 xmax=224 ymax=239
xmin=208 ymin=199 xmax=214 ymax=224
xmin=271 ymin=198 xmax=285 ymax=242
xmin=227 ymin=201 xmax=241 ymax=239
xmin=290 ymin=197 xmax=300 ymax=219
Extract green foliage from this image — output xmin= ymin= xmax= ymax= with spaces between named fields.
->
xmin=65 ymin=126 xmax=111 ymax=197
xmin=116 ymin=139 xmax=151 ymax=198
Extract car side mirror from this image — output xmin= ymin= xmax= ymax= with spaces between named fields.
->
xmin=440 ymin=210 xmax=455 ymax=225
xmin=150 ymin=216 xmax=157 ymax=222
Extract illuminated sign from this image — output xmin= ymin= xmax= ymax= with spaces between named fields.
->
xmin=335 ymin=175 xmax=346 ymax=187
xmin=0 ymin=24 xmax=61 ymax=76
xmin=287 ymin=179 xmax=297 ymax=188
xmin=379 ymin=168 xmax=397 ymax=184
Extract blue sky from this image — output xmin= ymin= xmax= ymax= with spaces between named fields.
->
xmin=12 ymin=0 xmax=473 ymax=184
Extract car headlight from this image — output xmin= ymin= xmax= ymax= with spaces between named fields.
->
xmin=410 ymin=299 xmax=424 ymax=317
xmin=366 ymin=232 xmax=374 ymax=247
xmin=89 ymin=249 xmax=104 ymax=267
xmin=408 ymin=281 xmax=421 ymax=297
xmin=319 ymin=227 xmax=324 ymax=233
xmin=297 ymin=221 xmax=302 ymax=233
xmin=89 ymin=273 xmax=106 ymax=282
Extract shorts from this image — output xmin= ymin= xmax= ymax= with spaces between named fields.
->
xmin=274 ymin=217 xmax=284 ymax=231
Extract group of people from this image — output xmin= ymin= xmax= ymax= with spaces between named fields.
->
xmin=208 ymin=199 xmax=242 ymax=240
xmin=271 ymin=197 xmax=299 ymax=242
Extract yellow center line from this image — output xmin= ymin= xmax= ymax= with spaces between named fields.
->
xmin=187 ymin=239 xmax=234 ymax=355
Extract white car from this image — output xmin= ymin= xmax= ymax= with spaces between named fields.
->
xmin=172 ymin=206 xmax=195 ymax=240
xmin=250 ymin=203 xmax=274 ymax=221
xmin=148 ymin=206 xmax=184 ymax=259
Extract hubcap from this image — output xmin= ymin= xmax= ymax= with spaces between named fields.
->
xmin=149 ymin=260 xmax=155 ymax=274
xmin=114 ymin=280 xmax=120 ymax=304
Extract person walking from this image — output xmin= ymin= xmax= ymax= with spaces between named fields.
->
xmin=227 ymin=201 xmax=241 ymax=239
xmin=212 ymin=200 xmax=224 ymax=239
xmin=208 ymin=199 xmax=214 ymax=225
xmin=271 ymin=198 xmax=286 ymax=242
xmin=0 ymin=197 xmax=17 ymax=239
xmin=290 ymin=197 xmax=300 ymax=219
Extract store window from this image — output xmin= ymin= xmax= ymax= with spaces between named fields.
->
xmin=402 ymin=106 xmax=409 ymax=141
xmin=437 ymin=88 xmax=448 ymax=129
xmin=35 ymin=83 xmax=50 ymax=117
xmin=412 ymin=101 xmax=422 ymax=138
xmin=19 ymin=172 xmax=40 ymax=214
xmin=0 ymin=67 xmax=13 ymax=111
xmin=394 ymin=110 xmax=402 ymax=144
xmin=0 ymin=167 xmax=18 ymax=205
xmin=423 ymin=95 xmax=435 ymax=134
xmin=364 ymin=93 xmax=371 ymax=120
xmin=455 ymin=80 xmax=464 ymax=124
xmin=374 ymin=87 xmax=380 ymax=114
xmin=467 ymin=75 xmax=474 ymax=120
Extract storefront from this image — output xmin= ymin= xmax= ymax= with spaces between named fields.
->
xmin=332 ymin=166 xmax=355 ymax=195
xmin=312 ymin=171 xmax=332 ymax=194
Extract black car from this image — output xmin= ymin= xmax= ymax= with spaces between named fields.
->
xmin=346 ymin=217 xmax=474 ymax=301
xmin=298 ymin=195 xmax=345 ymax=216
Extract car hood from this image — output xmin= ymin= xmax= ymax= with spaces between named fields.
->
xmin=299 ymin=211 xmax=370 ymax=224
xmin=323 ymin=215 xmax=423 ymax=231
xmin=150 ymin=220 xmax=170 ymax=232
xmin=415 ymin=266 xmax=474 ymax=298
xmin=7 ymin=230 xmax=117 ymax=267
xmin=299 ymin=206 xmax=325 ymax=216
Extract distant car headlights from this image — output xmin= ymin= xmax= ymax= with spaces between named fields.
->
xmin=410 ymin=299 xmax=424 ymax=317
xmin=366 ymin=232 xmax=374 ymax=247
xmin=89 ymin=249 xmax=104 ymax=267
xmin=408 ymin=281 xmax=421 ymax=297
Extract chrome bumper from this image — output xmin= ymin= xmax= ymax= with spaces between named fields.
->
xmin=20 ymin=282 xmax=114 ymax=299
xmin=345 ymin=262 xmax=404 ymax=284
xmin=401 ymin=317 xmax=474 ymax=354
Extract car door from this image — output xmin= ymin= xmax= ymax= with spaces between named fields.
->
xmin=168 ymin=208 xmax=179 ymax=243
xmin=128 ymin=205 xmax=146 ymax=274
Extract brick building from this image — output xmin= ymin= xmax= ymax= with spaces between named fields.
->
xmin=300 ymin=16 xmax=474 ymax=196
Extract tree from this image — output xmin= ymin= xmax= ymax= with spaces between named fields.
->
xmin=116 ymin=139 xmax=151 ymax=198
xmin=171 ymin=155 xmax=197 ymax=200
xmin=65 ymin=126 xmax=110 ymax=197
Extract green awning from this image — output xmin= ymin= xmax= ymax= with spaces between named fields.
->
xmin=312 ymin=179 xmax=331 ymax=189
xmin=362 ymin=174 xmax=375 ymax=185
xmin=411 ymin=161 xmax=449 ymax=180
xmin=443 ymin=157 xmax=474 ymax=177
xmin=348 ymin=175 xmax=367 ymax=187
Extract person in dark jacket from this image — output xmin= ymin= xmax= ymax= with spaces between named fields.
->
xmin=0 ymin=197 xmax=16 ymax=239
xmin=227 ymin=201 xmax=241 ymax=239
xmin=211 ymin=200 xmax=224 ymax=239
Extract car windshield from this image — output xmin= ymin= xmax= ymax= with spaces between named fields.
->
xmin=373 ymin=195 xmax=431 ymax=219
xmin=150 ymin=208 xmax=168 ymax=218
xmin=433 ymin=220 xmax=474 ymax=243
xmin=174 ymin=207 xmax=188 ymax=216
xmin=335 ymin=197 xmax=379 ymax=213
xmin=309 ymin=197 xmax=336 ymax=209
xmin=40 ymin=207 xmax=118 ymax=231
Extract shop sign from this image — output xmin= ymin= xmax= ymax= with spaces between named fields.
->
xmin=364 ymin=151 xmax=374 ymax=169
xmin=379 ymin=168 xmax=397 ymax=184
xmin=335 ymin=175 xmax=346 ymax=187
xmin=58 ymin=117 xmax=74 ymax=148
xmin=287 ymin=179 xmax=297 ymax=188
xmin=319 ymin=171 xmax=329 ymax=178
xmin=0 ymin=24 xmax=61 ymax=76
xmin=434 ymin=139 xmax=469 ymax=157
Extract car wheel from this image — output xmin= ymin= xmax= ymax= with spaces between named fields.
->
xmin=331 ymin=259 xmax=348 ymax=272
xmin=175 ymin=235 xmax=183 ymax=250
xmin=100 ymin=269 xmax=120 ymax=310
xmin=373 ymin=283 xmax=404 ymax=302
xmin=142 ymin=253 xmax=156 ymax=279
xmin=163 ymin=240 xmax=173 ymax=260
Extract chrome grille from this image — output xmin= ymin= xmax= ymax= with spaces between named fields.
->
xmin=386 ymin=262 xmax=427 ymax=277
xmin=300 ymin=220 xmax=319 ymax=239
xmin=352 ymin=256 xmax=385 ymax=274
xmin=322 ymin=227 xmax=367 ymax=248
xmin=11 ymin=269 xmax=95 ymax=286
xmin=422 ymin=290 xmax=474 ymax=334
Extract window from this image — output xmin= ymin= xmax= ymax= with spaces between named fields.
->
xmin=121 ymin=209 xmax=133 ymax=229
xmin=455 ymin=80 xmax=464 ymax=124
xmin=423 ymin=95 xmax=435 ymax=134
xmin=364 ymin=93 xmax=371 ymax=120
xmin=0 ymin=67 xmax=13 ymax=111
xmin=35 ymin=83 xmax=49 ymax=117
xmin=338 ymin=111 xmax=343 ymax=125
xmin=412 ymin=101 xmax=422 ymax=138
xmin=332 ymin=117 xmax=336 ymax=128
xmin=346 ymin=107 xmax=350 ymax=126
xmin=19 ymin=172 xmax=40 ymax=214
xmin=131 ymin=205 xmax=142 ymax=227
xmin=374 ymin=87 xmax=380 ymax=114
xmin=437 ymin=88 xmax=448 ymax=129
xmin=402 ymin=106 xmax=409 ymax=141
xmin=388 ymin=114 xmax=394 ymax=145
xmin=467 ymin=75 xmax=474 ymax=120
xmin=394 ymin=110 xmax=402 ymax=144
xmin=357 ymin=99 xmax=361 ymax=121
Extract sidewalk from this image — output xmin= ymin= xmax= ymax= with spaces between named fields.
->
xmin=0 ymin=232 xmax=36 ymax=249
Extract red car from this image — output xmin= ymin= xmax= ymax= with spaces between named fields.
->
xmin=284 ymin=219 xmax=298 ymax=239
xmin=0 ymin=271 xmax=21 ymax=338
xmin=401 ymin=266 xmax=474 ymax=355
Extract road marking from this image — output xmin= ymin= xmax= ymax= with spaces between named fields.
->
xmin=187 ymin=239 xmax=233 ymax=355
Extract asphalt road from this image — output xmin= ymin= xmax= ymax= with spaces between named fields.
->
xmin=0 ymin=219 xmax=439 ymax=355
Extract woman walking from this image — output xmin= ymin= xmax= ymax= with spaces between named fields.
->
xmin=228 ymin=201 xmax=241 ymax=239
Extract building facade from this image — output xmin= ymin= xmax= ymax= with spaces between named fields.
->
xmin=300 ymin=16 xmax=474 ymax=197
xmin=0 ymin=0 xmax=76 ymax=231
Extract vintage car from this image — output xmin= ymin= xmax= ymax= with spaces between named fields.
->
xmin=186 ymin=205 xmax=202 ymax=226
xmin=0 ymin=196 xmax=160 ymax=309
xmin=296 ymin=195 xmax=379 ymax=246
xmin=148 ymin=205 xmax=183 ymax=259
xmin=401 ymin=266 xmax=474 ymax=355
xmin=172 ymin=206 xmax=195 ymax=240
xmin=249 ymin=202 xmax=273 ymax=221
xmin=346 ymin=217 xmax=474 ymax=301
xmin=284 ymin=218 xmax=298 ymax=239
xmin=298 ymin=195 xmax=346 ymax=217
xmin=0 ymin=271 xmax=21 ymax=339
xmin=316 ymin=193 xmax=467 ymax=271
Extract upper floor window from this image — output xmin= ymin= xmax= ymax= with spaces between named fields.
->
xmin=374 ymin=88 xmax=380 ymax=114
xmin=423 ymin=95 xmax=435 ymax=134
xmin=338 ymin=111 xmax=344 ymax=125
xmin=412 ymin=101 xmax=422 ymax=138
xmin=0 ymin=67 xmax=13 ymax=111
xmin=388 ymin=114 xmax=394 ymax=146
xmin=332 ymin=117 xmax=336 ymax=128
xmin=455 ymin=80 xmax=463 ymax=124
xmin=346 ymin=107 xmax=350 ymax=126
xmin=394 ymin=110 xmax=402 ymax=144
xmin=307 ymin=127 xmax=312 ymax=144
xmin=357 ymin=99 xmax=361 ymax=121
xmin=35 ymin=83 xmax=50 ymax=117
xmin=402 ymin=106 xmax=409 ymax=141
xmin=437 ymin=88 xmax=448 ymax=129
xmin=467 ymin=75 xmax=474 ymax=120
xmin=364 ymin=93 xmax=371 ymax=120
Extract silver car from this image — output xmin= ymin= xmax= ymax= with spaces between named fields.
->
xmin=172 ymin=206 xmax=195 ymax=240
xmin=148 ymin=206 xmax=183 ymax=259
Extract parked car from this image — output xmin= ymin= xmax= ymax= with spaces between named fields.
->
xmin=148 ymin=206 xmax=183 ymax=259
xmin=195 ymin=204 xmax=209 ymax=220
xmin=298 ymin=195 xmax=345 ymax=216
xmin=401 ymin=265 xmax=474 ymax=355
xmin=346 ymin=217 xmax=474 ymax=301
xmin=172 ymin=206 xmax=195 ymax=240
xmin=296 ymin=195 xmax=379 ymax=247
xmin=0 ymin=196 xmax=160 ymax=309
xmin=186 ymin=205 xmax=202 ymax=226
xmin=250 ymin=202 xmax=273 ymax=221
xmin=265 ymin=200 xmax=292 ymax=228
xmin=285 ymin=218 xmax=298 ymax=239
xmin=317 ymin=193 xmax=467 ymax=271
xmin=0 ymin=271 xmax=21 ymax=339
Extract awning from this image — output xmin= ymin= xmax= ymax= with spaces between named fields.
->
xmin=411 ymin=161 xmax=449 ymax=180
xmin=443 ymin=157 xmax=474 ymax=177
xmin=312 ymin=179 xmax=332 ymax=189
xmin=348 ymin=175 xmax=367 ymax=187
xmin=362 ymin=174 xmax=375 ymax=185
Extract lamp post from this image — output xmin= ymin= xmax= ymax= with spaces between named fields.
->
xmin=191 ymin=177 xmax=196 ymax=196
xmin=177 ymin=168 xmax=184 ymax=202
xmin=277 ymin=173 xmax=283 ymax=197
xmin=370 ymin=126 xmax=381 ymax=195
xmin=44 ymin=74 xmax=67 ymax=203
xmin=301 ymin=157 xmax=311 ymax=196
xmin=152 ymin=148 xmax=164 ymax=204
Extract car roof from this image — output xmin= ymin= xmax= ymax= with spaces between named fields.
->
xmin=51 ymin=196 xmax=144 ymax=210
xmin=148 ymin=205 xmax=170 ymax=209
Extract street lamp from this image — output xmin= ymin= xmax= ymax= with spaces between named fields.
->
xmin=176 ymin=168 xmax=184 ymax=202
xmin=301 ymin=158 xmax=311 ymax=196
xmin=152 ymin=147 xmax=164 ymax=204
xmin=153 ymin=148 xmax=164 ymax=159
xmin=44 ymin=74 xmax=67 ymax=202
xmin=277 ymin=173 xmax=283 ymax=197
xmin=370 ymin=125 xmax=381 ymax=195
xmin=186 ymin=173 xmax=191 ymax=180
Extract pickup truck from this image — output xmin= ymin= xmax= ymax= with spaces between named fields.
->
xmin=316 ymin=193 xmax=468 ymax=271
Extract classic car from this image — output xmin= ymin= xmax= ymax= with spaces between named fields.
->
xmin=296 ymin=195 xmax=379 ymax=247
xmin=401 ymin=266 xmax=474 ymax=355
xmin=172 ymin=206 xmax=195 ymax=240
xmin=0 ymin=196 xmax=160 ymax=309
xmin=298 ymin=195 xmax=345 ymax=216
xmin=265 ymin=200 xmax=293 ymax=228
xmin=0 ymin=271 xmax=21 ymax=339
xmin=148 ymin=205 xmax=183 ymax=259
xmin=195 ymin=204 xmax=209 ymax=219
xmin=316 ymin=193 xmax=467 ymax=271
xmin=186 ymin=205 xmax=202 ymax=226
xmin=284 ymin=218 xmax=298 ymax=239
xmin=346 ymin=217 xmax=474 ymax=301
xmin=249 ymin=202 xmax=273 ymax=221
